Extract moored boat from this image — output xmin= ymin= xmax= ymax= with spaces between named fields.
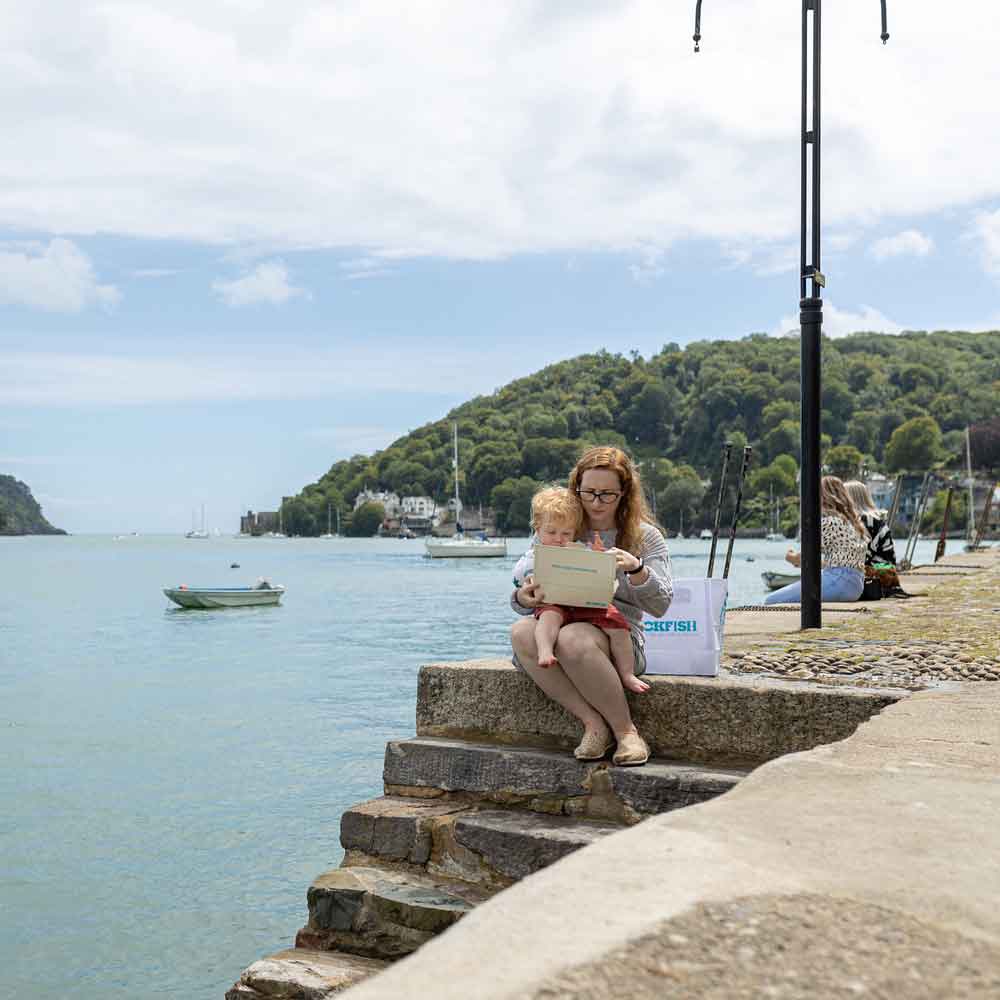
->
xmin=761 ymin=570 xmax=799 ymax=591
xmin=425 ymin=423 xmax=507 ymax=559
xmin=425 ymin=537 xmax=507 ymax=558
xmin=164 ymin=580 xmax=285 ymax=608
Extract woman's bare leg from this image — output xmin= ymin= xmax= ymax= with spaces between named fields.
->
xmin=534 ymin=610 xmax=563 ymax=667
xmin=510 ymin=618 xmax=608 ymax=733
xmin=554 ymin=623 xmax=638 ymax=739
xmin=604 ymin=629 xmax=649 ymax=694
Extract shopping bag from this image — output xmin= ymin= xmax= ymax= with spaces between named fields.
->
xmin=641 ymin=577 xmax=728 ymax=677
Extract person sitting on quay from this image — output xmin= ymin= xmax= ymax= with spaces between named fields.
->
xmin=844 ymin=479 xmax=898 ymax=567
xmin=509 ymin=446 xmax=673 ymax=767
xmin=511 ymin=485 xmax=648 ymax=694
xmin=764 ymin=475 xmax=868 ymax=605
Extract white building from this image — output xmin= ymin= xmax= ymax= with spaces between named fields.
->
xmin=353 ymin=490 xmax=401 ymax=517
xmin=866 ymin=475 xmax=895 ymax=511
xmin=401 ymin=495 xmax=436 ymax=518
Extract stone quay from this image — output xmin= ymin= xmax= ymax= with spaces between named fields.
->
xmin=227 ymin=549 xmax=1000 ymax=999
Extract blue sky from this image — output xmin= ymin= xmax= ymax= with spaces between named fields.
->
xmin=2 ymin=2 xmax=999 ymax=532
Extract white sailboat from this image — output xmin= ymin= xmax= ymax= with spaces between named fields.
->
xmin=319 ymin=502 xmax=339 ymax=539
xmin=185 ymin=504 xmax=209 ymax=539
xmin=765 ymin=486 xmax=784 ymax=541
xmin=425 ymin=424 xmax=507 ymax=558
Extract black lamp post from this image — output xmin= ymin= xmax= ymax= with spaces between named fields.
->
xmin=693 ymin=1 xmax=889 ymax=630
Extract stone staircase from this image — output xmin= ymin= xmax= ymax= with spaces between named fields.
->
xmin=227 ymin=737 xmax=749 ymax=998
xmin=227 ymin=661 xmax=903 ymax=999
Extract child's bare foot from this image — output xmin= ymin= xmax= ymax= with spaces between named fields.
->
xmin=620 ymin=674 xmax=650 ymax=693
xmin=537 ymin=649 xmax=559 ymax=668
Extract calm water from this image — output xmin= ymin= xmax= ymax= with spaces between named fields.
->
xmin=0 ymin=533 xmax=942 ymax=999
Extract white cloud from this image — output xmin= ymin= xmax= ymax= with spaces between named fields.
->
xmin=0 ymin=239 xmax=120 ymax=312
xmin=869 ymin=229 xmax=934 ymax=261
xmin=970 ymin=209 xmax=1000 ymax=276
xmin=131 ymin=267 xmax=178 ymax=278
xmin=302 ymin=424 xmax=399 ymax=454
xmin=773 ymin=300 xmax=904 ymax=339
xmin=0 ymin=3 xmax=996 ymax=260
xmin=628 ymin=246 xmax=665 ymax=284
xmin=0 ymin=348 xmax=538 ymax=407
xmin=211 ymin=260 xmax=306 ymax=306
xmin=339 ymin=257 xmax=394 ymax=281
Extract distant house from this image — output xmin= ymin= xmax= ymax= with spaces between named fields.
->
xmin=866 ymin=475 xmax=895 ymax=512
xmin=354 ymin=490 xmax=401 ymax=517
xmin=241 ymin=510 xmax=279 ymax=535
xmin=401 ymin=495 xmax=435 ymax=518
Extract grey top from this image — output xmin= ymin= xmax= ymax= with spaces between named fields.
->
xmin=510 ymin=522 xmax=673 ymax=649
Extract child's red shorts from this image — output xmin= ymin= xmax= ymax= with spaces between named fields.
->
xmin=534 ymin=603 xmax=629 ymax=631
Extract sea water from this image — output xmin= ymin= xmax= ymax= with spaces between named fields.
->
xmin=0 ymin=533 xmax=942 ymax=999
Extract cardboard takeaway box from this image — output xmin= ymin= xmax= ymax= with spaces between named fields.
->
xmin=532 ymin=543 xmax=617 ymax=608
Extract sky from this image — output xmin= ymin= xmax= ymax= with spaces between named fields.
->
xmin=2 ymin=1 xmax=999 ymax=533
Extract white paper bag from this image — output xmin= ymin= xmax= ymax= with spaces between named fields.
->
xmin=641 ymin=577 xmax=728 ymax=676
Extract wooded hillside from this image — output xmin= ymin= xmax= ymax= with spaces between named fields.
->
xmin=284 ymin=330 xmax=1000 ymax=535
xmin=0 ymin=476 xmax=66 ymax=535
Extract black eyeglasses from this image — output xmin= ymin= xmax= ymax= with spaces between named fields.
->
xmin=576 ymin=489 xmax=622 ymax=504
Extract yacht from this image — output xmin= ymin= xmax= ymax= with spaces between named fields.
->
xmin=425 ymin=424 xmax=507 ymax=559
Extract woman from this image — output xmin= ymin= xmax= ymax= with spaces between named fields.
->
xmin=844 ymin=480 xmax=898 ymax=567
xmin=764 ymin=475 xmax=868 ymax=605
xmin=510 ymin=446 xmax=673 ymax=766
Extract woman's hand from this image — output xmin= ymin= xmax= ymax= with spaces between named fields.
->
xmin=515 ymin=579 xmax=545 ymax=608
xmin=785 ymin=549 xmax=801 ymax=567
xmin=608 ymin=547 xmax=647 ymax=583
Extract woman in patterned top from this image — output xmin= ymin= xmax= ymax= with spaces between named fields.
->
xmin=510 ymin=446 xmax=673 ymax=767
xmin=844 ymin=480 xmax=898 ymax=567
xmin=764 ymin=475 xmax=868 ymax=605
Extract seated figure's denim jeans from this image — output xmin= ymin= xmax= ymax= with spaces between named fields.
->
xmin=764 ymin=565 xmax=864 ymax=605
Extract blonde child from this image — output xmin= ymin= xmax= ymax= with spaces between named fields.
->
xmin=512 ymin=486 xmax=649 ymax=694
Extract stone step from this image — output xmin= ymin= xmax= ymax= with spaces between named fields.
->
xmin=451 ymin=809 xmax=620 ymax=882
xmin=382 ymin=737 xmax=748 ymax=822
xmin=294 ymin=865 xmax=491 ymax=960
xmin=225 ymin=948 xmax=388 ymax=999
xmin=415 ymin=660 xmax=906 ymax=765
xmin=340 ymin=795 xmax=624 ymax=886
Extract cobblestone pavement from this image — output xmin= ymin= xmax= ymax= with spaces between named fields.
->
xmin=724 ymin=557 xmax=1000 ymax=691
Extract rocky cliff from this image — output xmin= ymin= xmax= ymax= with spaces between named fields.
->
xmin=0 ymin=475 xmax=66 ymax=535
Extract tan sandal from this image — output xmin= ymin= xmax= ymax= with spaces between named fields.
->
xmin=612 ymin=732 xmax=649 ymax=767
xmin=574 ymin=727 xmax=615 ymax=761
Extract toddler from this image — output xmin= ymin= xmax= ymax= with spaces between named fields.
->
xmin=512 ymin=486 xmax=648 ymax=694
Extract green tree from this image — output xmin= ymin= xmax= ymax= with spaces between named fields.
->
xmin=657 ymin=471 xmax=705 ymax=536
xmin=620 ymin=381 xmax=678 ymax=446
xmin=761 ymin=419 xmax=800 ymax=465
xmin=491 ymin=477 xmax=540 ymax=534
xmin=282 ymin=497 xmax=317 ymax=536
xmin=520 ymin=438 xmax=582 ymax=481
xmin=347 ymin=502 xmax=384 ymax=537
xmin=922 ymin=489 xmax=968 ymax=534
xmin=884 ymin=416 xmax=944 ymax=472
xmin=825 ymin=444 xmax=863 ymax=481
xmin=522 ymin=410 xmax=569 ymax=439
xmin=748 ymin=460 xmax=797 ymax=500
xmin=467 ymin=442 xmax=523 ymax=501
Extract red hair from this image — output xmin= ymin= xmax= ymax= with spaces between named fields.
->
xmin=568 ymin=446 xmax=659 ymax=555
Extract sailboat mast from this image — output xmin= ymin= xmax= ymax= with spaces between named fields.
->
xmin=453 ymin=422 xmax=460 ymax=517
xmin=966 ymin=427 xmax=976 ymax=543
